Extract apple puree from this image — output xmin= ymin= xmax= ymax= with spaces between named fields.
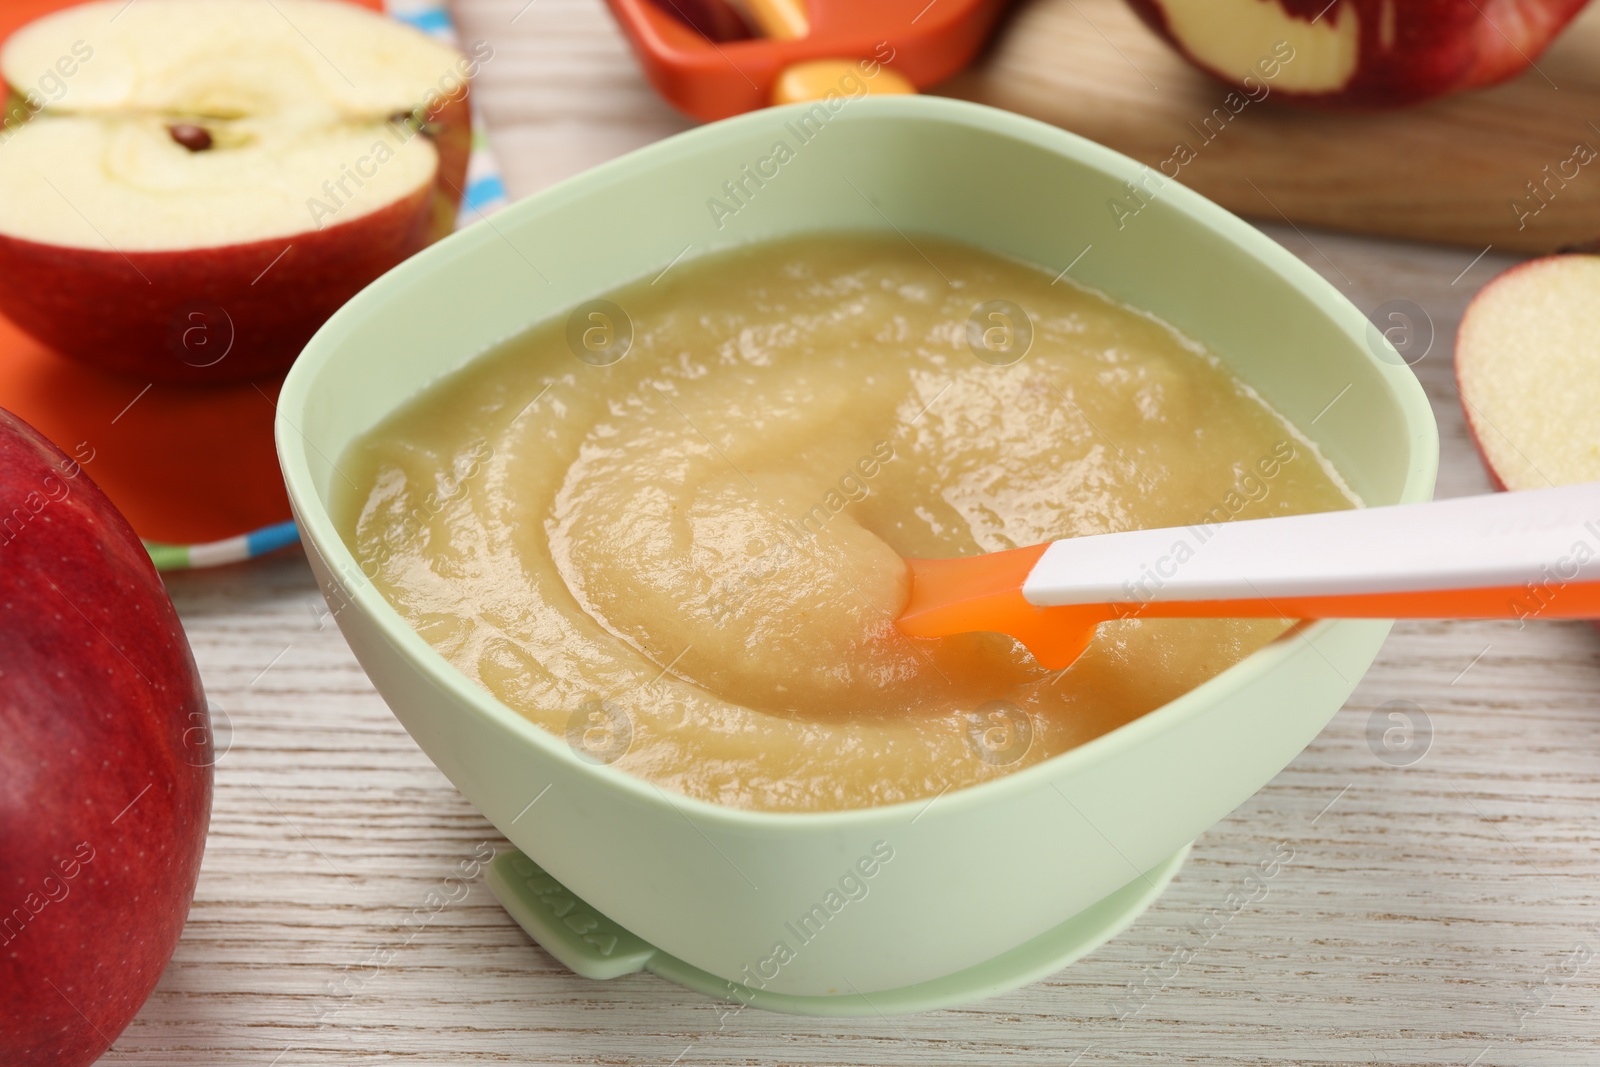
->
xmin=335 ymin=234 xmax=1356 ymax=812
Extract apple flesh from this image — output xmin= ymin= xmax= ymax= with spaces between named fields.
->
xmin=1125 ymin=0 xmax=1592 ymax=109
xmin=0 ymin=0 xmax=475 ymax=382
xmin=0 ymin=406 xmax=212 ymax=1067
xmin=1456 ymin=254 xmax=1600 ymax=491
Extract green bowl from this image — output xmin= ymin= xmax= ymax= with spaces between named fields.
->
xmin=277 ymin=96 xmax=1437 ymax=1015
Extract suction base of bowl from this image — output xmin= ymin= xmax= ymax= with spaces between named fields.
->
xmin=488 ymin=842 xmax=1189 ymax=1016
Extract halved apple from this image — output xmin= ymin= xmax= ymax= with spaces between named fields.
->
xmin=1125 ymin=0 xmax=1592 ymax=109
xmin=0 ymin=0 xmax=477 ymax=381
xmin=1455 ymin=254 xmax=1600 ymax=490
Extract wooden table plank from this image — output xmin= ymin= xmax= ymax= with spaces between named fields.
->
xmin=98 ymin=2 xmax=1600 ymax=1063
xmin=945 ymin=0 xmax=1600 ymax=253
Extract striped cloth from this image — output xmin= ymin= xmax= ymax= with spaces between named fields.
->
xmin=145 ymin=0 xmax=506 ymax=570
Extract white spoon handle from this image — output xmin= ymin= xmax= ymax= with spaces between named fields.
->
xmin=1023 ymin=482 xmax=1600 ymax=608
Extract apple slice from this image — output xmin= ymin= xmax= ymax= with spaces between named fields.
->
xmin=1456 ymin=254 xmax=1600 ymax=491
xmin=0 ymin=406 xmax=211 ymax=1067
xmin=1125 ymin=0 xmax=1592 ymax=109
xmin=0 ymin=0 xmax=478 ymax=381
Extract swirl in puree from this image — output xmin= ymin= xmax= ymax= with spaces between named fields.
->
xmin=336 ymin=234 xmax=1355 ymax=812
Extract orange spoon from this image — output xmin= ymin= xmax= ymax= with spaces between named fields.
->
xmin=896 ymin=482 xmax=1600 ymax=669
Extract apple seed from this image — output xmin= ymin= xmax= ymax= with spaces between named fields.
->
xmin=168 ymin=123 xmax=213 ymax=152
xmin=387 ymin=109 xmax=440 ymax=137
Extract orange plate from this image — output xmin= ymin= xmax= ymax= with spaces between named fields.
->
xmin=0 ymin=0 xmax=385 ymax=546
xmin=605 ymin=0 xmax=1010 ymax=121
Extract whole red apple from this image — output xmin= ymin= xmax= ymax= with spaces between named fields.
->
xmin=0 ymin=407 xmax=212 ymax=1066
xmin=1124 ymin=0 xmax=1592 ymax=109
xmin=0 ymin=0 xmax=481 ymax=382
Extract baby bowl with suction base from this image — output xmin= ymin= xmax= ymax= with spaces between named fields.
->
xmin=276 ymin=95 xmax=1438 ymax=1015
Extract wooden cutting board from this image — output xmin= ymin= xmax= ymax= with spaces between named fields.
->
xmin=942 ymin=0 xmax=1600 ymax=252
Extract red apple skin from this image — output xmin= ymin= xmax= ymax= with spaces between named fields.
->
xmin=1455 ymin=288 xmax=1508 ymax=495
xmin=0 ymin=95 xmax=471 ymax=384
xmin=413 ymin=92 xmax=474 ymax=247
xmin=1125 ymin=0 xmax=1592 ymax=110
xmin=0 ymin=184 xmax=435 ymax=383
xmin=0 ymin=407 xmax=211 ymax=1067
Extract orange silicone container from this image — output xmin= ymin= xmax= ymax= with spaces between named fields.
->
xmin=604 ymin=0 xmax=1010 ymax=121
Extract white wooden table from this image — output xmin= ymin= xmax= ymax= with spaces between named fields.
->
xmin=107 ymin=1 xmax=1600 ymax=1063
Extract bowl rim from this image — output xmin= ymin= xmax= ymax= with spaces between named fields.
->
xmin=277 ymin=94 xmax=1440 ymax=832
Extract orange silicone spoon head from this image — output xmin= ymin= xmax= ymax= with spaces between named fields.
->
xmin=896 ymin=545 xmax=1110 ymax=670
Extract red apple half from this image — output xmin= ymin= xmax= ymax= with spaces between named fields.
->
xmin=1124 ymin=0 xmax=1592 ymax=109
xmin=1456 ymin=254 xmax=1600 ymax=491
xmin=0 ymin=0 xmax=478 ymax=382
xmin=0 ymin=406 xmax=212 ymax=1067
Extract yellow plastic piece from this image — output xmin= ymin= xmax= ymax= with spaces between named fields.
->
xmin=737 ymin=0 xmax=809 ymax=39
xmin=770 ymin=60 xmax=917 ymax=106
